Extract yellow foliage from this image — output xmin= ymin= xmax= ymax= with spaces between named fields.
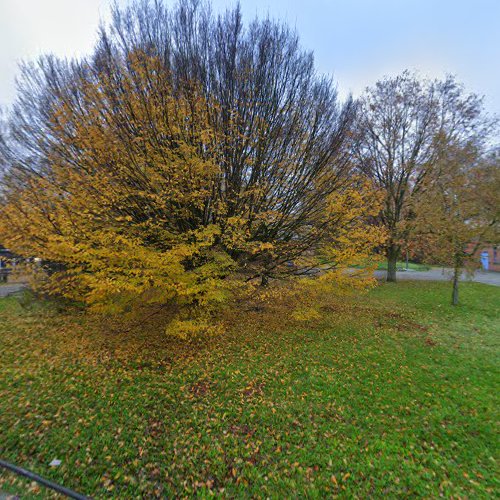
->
xmin=165 ymin=319 xmax=223 ymax=340
xmin=320 ymin=177 xmax=387 ymax=271
xmin=0 ymin=52 xmax=386 ymax=332
xmin=291 ymin=306 xmax=322 ymax=322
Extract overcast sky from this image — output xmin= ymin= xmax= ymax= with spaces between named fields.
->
xmin=1 ymin=0 xmax=499 ymax=115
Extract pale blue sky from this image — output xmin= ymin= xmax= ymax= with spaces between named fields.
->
xmin=1 ymin=0 xmax=499 ymax=115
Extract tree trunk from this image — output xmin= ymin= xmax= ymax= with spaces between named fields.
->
xmin=451 ymin=262 xmax=460 ymax=306
xmin=386 ymin=245 xmax=399 ymax=282
xmin=260 ymin=274 xmax=269 ymax=287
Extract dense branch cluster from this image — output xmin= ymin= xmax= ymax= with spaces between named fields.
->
xmin=0 ymin=0 xmax=383 ymax=317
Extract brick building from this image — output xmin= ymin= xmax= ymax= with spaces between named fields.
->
xmin=465 ymin=243 xmax=500 ymax=272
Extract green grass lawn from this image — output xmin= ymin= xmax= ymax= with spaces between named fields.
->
xmin=0 ymin=282 xmax=498 ymax=497
xmin=376 ymin=261 xmax=431 ymax=271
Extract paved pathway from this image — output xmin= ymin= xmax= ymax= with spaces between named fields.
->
xmin=0 ymin=283 xmax=26 ymax=298
xmin=374 ymin=268 xmax=500 ymax=287
xmin=0 ymin=269 xmax=498 ymax=299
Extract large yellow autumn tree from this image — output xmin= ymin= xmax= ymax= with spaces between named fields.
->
xmin=0 ymin=1 xmax=385 ymax=325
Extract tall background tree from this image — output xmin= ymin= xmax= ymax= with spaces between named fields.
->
xmin=355 ymin=71 xmax=490 ymax=281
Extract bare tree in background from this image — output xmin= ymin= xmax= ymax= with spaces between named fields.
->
xmin=355 ymin=71 xmax=490 ymax=282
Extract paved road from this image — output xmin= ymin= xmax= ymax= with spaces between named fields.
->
xmin=374 ymin=268 xmax=500 ymax=287
xmin=0 ymin=269 xmax=498 ymax=299
xmin=0 ymin=283 xmax=26 ymax=298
